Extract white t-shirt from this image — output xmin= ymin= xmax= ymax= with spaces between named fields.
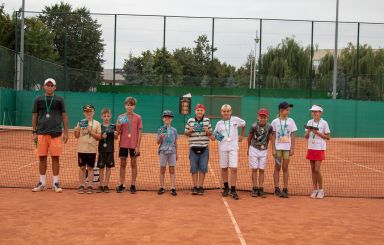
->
xmin=271 ymin=117 xmax=298 ymax=151
xmin=306 ymin=119 xmax=331 ymax=150
xmin=214 ymin=116 xmax=246 ymax=152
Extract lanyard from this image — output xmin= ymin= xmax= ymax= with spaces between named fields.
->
xmin=127 ymin=113 xmax=133 ymax=135
xmin=224 ymin=117 xmax=231 ymax=138
xmin=161 ymin=125 xmax=172 ymax=145
xmin=279 ymin=118 xmax=288 ymax=136
xmin=312 ymin=119 xmax=321 ymax=139
xmin=257 ymin=124 xmax=268 ymax=144
xmin=44 ymin=95 xmax=54 ymax=113
xmin=103 ymin=124 xmax=110 ymax=144
xmin=88 ymin=120 xmax=94 ymax=138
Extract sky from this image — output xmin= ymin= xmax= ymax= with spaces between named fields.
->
xmin=3 ymin=0 xmax=384 ymax=68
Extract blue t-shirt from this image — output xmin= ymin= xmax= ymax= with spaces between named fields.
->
xmin=157 ymin=126 xmax=178 ymax=154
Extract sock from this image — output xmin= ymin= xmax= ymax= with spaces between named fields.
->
xmin=231 ymin=186 xmax=236 ymax=192
xmin=39 ymin=175 xmax=46 ymax=186
xmin=253 ymin=186 xmax=258 ymax=190
xmin=275 ymin=186 xmax=279 ymax=191
xmin=224 ymin=182 xmax=229 ymax=189
xmin=259 ymin=187 xmax=264 ymax=191
xmin=53 ymin=175 xmax=59 ymax=184
xmin=131 ymin=185 xmax=135 ymax=188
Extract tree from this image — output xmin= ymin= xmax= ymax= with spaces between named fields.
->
xmin=39 ymin=2 xmax=105 ymax=91
xmin=0 ymin=4 xmax=13 ymax=49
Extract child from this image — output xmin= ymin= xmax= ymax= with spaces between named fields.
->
xmin=96 ymin=108 xmax=119 ymax=193
xmin=157 ymin=110 xmax=178 ymax=196
xmin=271 ymin=101 xmax=297 ymax=198
xmin=74 ymin=105 xmax=102 ymax=194
xmin=116 ymin=97 xmax=143 ymax=193
xmin=185 ymin=104 xmax=212 ymax=195
xmin=212 ymin=104 xmax=245 ymax=200
xmin=305 ymin=105 xmax=331 ymax=199
xmin=248 ymin=108 xmax=273 ymax=197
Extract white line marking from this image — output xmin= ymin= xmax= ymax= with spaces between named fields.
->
xmin=208 ymin=164 xmax=247 ymax=245
xmin=332 ymin=156 xmax=384 ymax=174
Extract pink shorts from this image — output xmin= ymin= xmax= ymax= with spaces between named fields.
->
xmin=306 ymin=150 xmax=325 ymax=161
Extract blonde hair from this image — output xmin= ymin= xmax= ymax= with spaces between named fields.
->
xmin=221 ymin=104 xmax=232 ymax=111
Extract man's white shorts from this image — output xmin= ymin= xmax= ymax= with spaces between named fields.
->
xmin=219 ymin=150 xmax=238 ymax=168
xmin=248 ymin=146 xmax=268 ymax=169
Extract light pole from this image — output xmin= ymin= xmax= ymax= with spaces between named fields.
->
xmin=249 ymin=50 xmax=253 ymax=89
xmin=253 ymin=30 xmax=260 ymax=89
xmin=332 ymin=0 xmax=339 ymax=99
xmin=16 ymin=0 xmax=25 ymax=90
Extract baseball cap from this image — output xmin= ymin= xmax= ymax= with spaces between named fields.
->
xmin=162 ymin=110 xmax=174 ymax=117
xmin=194 ymin=104 xmax=206 ymax=111
xmin=82 ymin=104 xmax=95 ymax=111
xmin=309 ymin=105 xmax=323 ymax=112
xmin=44 ymin=78 xmax=56 ymax=86
xmin=278 ymin=101 xmax=294 ymax=110
xmin=258 ymin=108 xmax=269 ymax=117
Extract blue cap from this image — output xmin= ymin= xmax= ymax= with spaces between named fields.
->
xmin=278 ymin=101 xmax=293 ymax=110
xmin=162 ymin=110 xmax=174 ymax=117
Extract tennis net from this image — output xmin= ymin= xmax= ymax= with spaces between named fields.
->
xmin=0 ymin=126 xmax=383 ymax=198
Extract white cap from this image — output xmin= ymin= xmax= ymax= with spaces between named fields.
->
xmin=44 ymin=78 xmax=56 ymax=86
xmin=309 ymin=105 xmax=323 ymax=112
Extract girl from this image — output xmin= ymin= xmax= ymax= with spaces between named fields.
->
xmin=271 ymin=102 xmax=297 ymax=198
xmin=305 ymin=105 xmax=331 ymax=199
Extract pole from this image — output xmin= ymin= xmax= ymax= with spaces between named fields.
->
xmin=249 ymin=50 xmax=253 ymax=89
xmin=161 ymin=16 xmax=166 ymax=116
xmin=258 ymin=19 xmax=262 ymax=104
xmin=210 ymin=17 xmax=215 ymax=95
xmin=356 ymin=22 xmax=360 ymax=99
xmin=332 ymin=0 xmax=339 ymax=99
xmin=16 ymin=0 xmax=25 ymax=90
xmin=112 ymin=14 xmax=117 ymax=116
xmin=310 ymin=21 xmax=314 ymax=102
xmin=64 ymin=13 xmax=68 ymax=91
xmin=253 ymin=31 xmax=258 ymax=89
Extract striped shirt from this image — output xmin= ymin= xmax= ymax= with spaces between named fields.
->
xmin=185 ymin=117 xmax=212 ymax=148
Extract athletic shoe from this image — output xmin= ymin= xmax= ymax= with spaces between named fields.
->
xmin=274 ymin=187 xmax=282 ymax=197
xmin=130 ymin=185 xmax=137 ymax=194
xmin=53 ymin=183 xmax=63 ymax=193
xmin=197 ymin=187 xmax=205 ymax=195
xmin=78 ymin=185 xmax=85 ymax=194
xmin=116 ymin=184 xmax=126 ymax=193
xmin=317 ymin=189 xmax=325 ymax=199
xmin=103 ymin=186 xmax=110 ymax=193
xmin=170 ymin=188 xmax=177 ymax=196
xmin=310 ymin=190 xmax=319 ymax=199
xmin=251 ymin=187 xmax=258 ymax=197
xmin=222 ymin=187 xmax=230 ymax=197
xmin=87 ymin=186 xmax=93 ymax=194
xmin=158 ymin=187 xmax=166 ymax=195
xmin=280 ymin=188 xmax=289 ymax=198
xmin=231 ymin=190 xmax=240 ymax=200
xmin=258 ymin=187 xmax=266 ymax=198
xmin=32 ymin=182 xmax=46 ymax=192
xmin=96 ymin=186 xmax=104 ymax=193
xmin=192 ymin=186 xmax=199 ymax=195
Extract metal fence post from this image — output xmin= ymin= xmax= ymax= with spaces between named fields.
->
xmin=356 ymin=22 xmax=360 ymax=99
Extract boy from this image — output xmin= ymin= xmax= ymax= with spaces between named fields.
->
xmin=116 ymin=97 xmax=143 ymax=193
xmin=271 ymin=101 xmax=297 ymax=198
xmin=157 ymin=110 xmax=178 ymax=196
xmin=32 ymin=78 xmax=68 ymax=193
xmin=248 ymin=108 xmax=273 ymax=197
xmin=97 ymin=108 xmax=119 ymax=193
xmin=74 ymin=105 xmax=102 ymax=194
xmin=212 ymin=104 xmax=245 ymax=200
xmin=185 ymin=104 xmax=212 ymax=195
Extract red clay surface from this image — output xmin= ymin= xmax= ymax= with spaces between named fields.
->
xmin=0 ymin=188 xmax=383 ymax=245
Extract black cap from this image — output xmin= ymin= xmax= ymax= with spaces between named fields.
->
xmin=83 ymin=104 xmax=95 ymax=111
xmin=278 ymin=101 xmax=294 ymax=110
xmin=162 ymin=110 xmax=174 ymax=117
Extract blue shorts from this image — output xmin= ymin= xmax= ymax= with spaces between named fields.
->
xmin=189 ymin=148 xmax=209 ymax=174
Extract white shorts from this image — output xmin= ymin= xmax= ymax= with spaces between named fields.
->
xmin=248 ymin=146 xmax=268 ymax=170
xmin=219 ymin=150 xmax=238 ymax=168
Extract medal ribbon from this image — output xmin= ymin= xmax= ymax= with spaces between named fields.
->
xmin=44 ymin=95 xmax=54 ymax=115
xmin=224 ymin=117 xmax=231 ymax=140
xmin=311 ymin=118 xmax=322 ymax=140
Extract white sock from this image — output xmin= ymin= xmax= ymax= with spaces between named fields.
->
xmin=39 ymin=175 xmax=46 ymax=186
xmin=53 ymin=175 xmax=59 ymax=184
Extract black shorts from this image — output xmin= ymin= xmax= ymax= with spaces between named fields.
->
xmin=119 ymin=148 xmax=136 ymax=158
xmin=97 ymin=152 xmax=115 ymax=169
xmin=78 ymin=153 xmax=96 ymax=168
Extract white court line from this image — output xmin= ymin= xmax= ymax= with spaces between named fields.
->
xmin=208 ymin=164 xmax=247 ymax=245
xmin=332 ymin=156 xmax=384 ymax=174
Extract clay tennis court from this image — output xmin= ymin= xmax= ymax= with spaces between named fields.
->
xmin=1 ymin=128 xmax=384 ymax=244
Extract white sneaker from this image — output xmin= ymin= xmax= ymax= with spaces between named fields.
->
xmin=32 ymin=182 xmax=46 ymax=192
xmin=54 ymin=183 xmax=63 ymax=193
xmin=317 ymin=189 xmax=325 ymax=199
xmin=310 ymin=190 xmax=318 ymax=199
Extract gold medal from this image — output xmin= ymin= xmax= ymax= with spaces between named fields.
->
xmin=46 ymin=113 xmax=50 ymax=118
xmin=226 ymin=137 xmax=231 ymax=142
xmin=128 ymin=133 xmax=131 ymax=138
xmin=103 ymin=143 xmax=107 ymax=148
xmin=260 ymin=144 xmax=265 ymax=150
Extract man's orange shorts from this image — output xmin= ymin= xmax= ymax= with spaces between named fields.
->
xmin=37 ymin=135 xmax=62 ymax=157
